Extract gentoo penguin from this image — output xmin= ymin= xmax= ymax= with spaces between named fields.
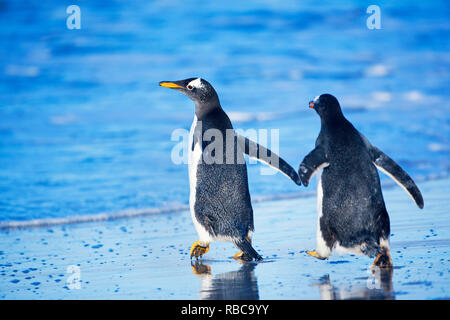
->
xmin=299 ymin=94 xmax=424 ymax=267
xmin=159 ymin=78 xmax=301 ymax=261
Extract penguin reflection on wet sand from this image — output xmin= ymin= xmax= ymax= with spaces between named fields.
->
xmin=299 ymin=94 xmax=424 ymax=267
xmin=191 ymin=261 xmax=259 ymax=300
xmin=315 ymin=268 xmax=394 ymax=300
xmin=160 ymin=78 xmax=301 ymax=261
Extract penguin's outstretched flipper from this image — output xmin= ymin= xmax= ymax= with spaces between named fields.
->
xmin=236 ymin=134 xmax=301 ymax=185
xmin=298 ymin=146 xmax=329 ymax=186
xmin=359 ymin=134 xmax=424 ymax=209
xmin=233 ymin=238 xmax=262 ymax=261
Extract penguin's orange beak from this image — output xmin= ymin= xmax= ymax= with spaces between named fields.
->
xmin=159 ymin=81 xmax=184 ymax=89
xmin=309 ymin=101 xmax=314 ymax=109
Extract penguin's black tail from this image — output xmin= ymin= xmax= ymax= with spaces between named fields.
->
xmin=233 ymin=238 xmax=263 ymax=261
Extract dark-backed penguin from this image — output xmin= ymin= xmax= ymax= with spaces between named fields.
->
xmin=160 ymin=78 xmax=301 ymax=261
xmin=299 ymin=94 xmax=424 ymax=267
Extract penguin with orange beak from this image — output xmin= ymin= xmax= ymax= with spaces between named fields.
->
xmin=160 ymin=78 xmax=301 ymax=261
xmin=299 ymin=94 xmax=424 ymax=267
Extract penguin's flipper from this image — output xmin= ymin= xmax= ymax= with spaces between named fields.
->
xmin=298 ymin=146 xmax=329 ymax=186
xmin=360 ymin=134 xmax=424 ymax=209
xmin=236 ymin=134 xmax=301 ymax=185
xmin=372 ymin=149 xmax=424 ymax=209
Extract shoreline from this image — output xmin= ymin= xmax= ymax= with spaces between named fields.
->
xmin=0 ymin=171 xmax=447 ymax=231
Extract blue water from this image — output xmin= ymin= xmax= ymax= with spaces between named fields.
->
xmin=0 ymin=0 xmax=449 ymax=223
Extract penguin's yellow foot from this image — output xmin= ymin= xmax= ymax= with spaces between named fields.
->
xmin=233 ymin=251 xmax=247 ymax=261
xmin=190 ymin=240 xmax=210 ymax=259
xmin=306 ymin=250 xmax=327 ymax=260
xmin=372 ymin=248 xmax=393 ymax=268
xmin=191 ymin=261 xmax=211 ymax=276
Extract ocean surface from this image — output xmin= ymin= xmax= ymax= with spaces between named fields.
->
xmin=0 ymin=0 xmax=449 ymax=224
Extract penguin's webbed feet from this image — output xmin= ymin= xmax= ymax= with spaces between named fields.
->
xmin=306 ymin=250 xmax=327 ymax=260
xmin=372 ymin=248 xmax=393 ymax=268
xmin=190 ymin=240 xmax=210 ymax=259
xmin=233 ymin=251 xmax=253 ymax=262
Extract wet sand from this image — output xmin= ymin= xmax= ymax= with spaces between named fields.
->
xmin=0 ymin=177 xmax=449 ymax=299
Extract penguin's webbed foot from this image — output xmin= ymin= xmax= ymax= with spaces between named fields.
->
xmin=233 ymin=251 xmax=253 ymax=262
xmin=372 ymin=248 xmax=393 ymax=268
xmin=306 ymin=250 xmax=327 ymax=260
xmin=190 ymin=240 xmax=210 ymax=259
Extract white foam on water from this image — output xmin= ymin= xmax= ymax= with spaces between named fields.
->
xmin=5 ymin=65 xmax=40 ymax=77
xmin=402 ymin=91 xmax=442 ymax=104
xmin=364 ymin=64 xmax=389 ymax=77
xmin=0 ymin=206 xmax=189 ymax=230
xmin=371 ymin=91 xmax=392 ymax=103
xmin=50 ymin=114 xmax=79 ymax=125
xmin=428 ymin=143 xmax=450 ymax=152
xmin=0 ymin=172 xmax=446 ymax=231
xmin=404 ymin=90 xmax=425 ymax=102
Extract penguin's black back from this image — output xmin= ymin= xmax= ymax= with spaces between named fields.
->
xmin=319 ymin=118 xmax=390 ymax=253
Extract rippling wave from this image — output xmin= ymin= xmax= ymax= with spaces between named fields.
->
xmin=1 ymin=171 xmax=447 ymax=230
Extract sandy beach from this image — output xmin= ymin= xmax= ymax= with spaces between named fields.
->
xmin=1 ymin=176 xmax=448 ymax=300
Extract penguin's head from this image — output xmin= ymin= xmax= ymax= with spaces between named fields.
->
xmin=159 ymin=78 xmax=220 ymax=111
xmin=309 ymin=94 xmax=343 ymax=119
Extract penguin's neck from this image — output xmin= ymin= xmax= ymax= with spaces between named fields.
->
xmin=195 ymin=101 xmax=222 ymax=120
xmin=321 ymin=112 xmax=347 ymax=128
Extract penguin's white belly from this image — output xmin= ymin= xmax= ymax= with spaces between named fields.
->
xmin=188 ymin=116 xmax=212 ymax=244
xmin=315 ymin=171 xmax=331 ymax=258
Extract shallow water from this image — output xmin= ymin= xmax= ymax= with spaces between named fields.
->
xmin=0 ymin=0 xmax=449 ymax=223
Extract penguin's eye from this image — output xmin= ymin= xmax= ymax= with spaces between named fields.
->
xmin=187 ymin=84 xmax=194 ymax=90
